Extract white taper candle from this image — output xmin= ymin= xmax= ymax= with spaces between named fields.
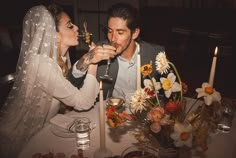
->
xmin=137 ymin=53 xmax=141 ymax=90
xmin=99 ymin=81 xmax=105 ymax=149
xmin=209 ymin=46 xmax=218 ymax=87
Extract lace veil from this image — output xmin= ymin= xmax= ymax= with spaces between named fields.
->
xmin=0 ymin=5 xmax=70 ymax=157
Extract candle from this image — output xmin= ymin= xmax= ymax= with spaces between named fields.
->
xmin=137 ymin=53 xmax=141 ymax=90
xmin=99 ymin=81 xmax=105 ymax=150
xmin=208 ymin=46 xmax=218 ymax=87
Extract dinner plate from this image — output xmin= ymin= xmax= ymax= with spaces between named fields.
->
xmin=49 ymin=115 xmax=80 ymax=138
xmin=50 ymin=124 xmax=76 ymax=138
xmin=49 ymin=115 xmax=96 ymax=138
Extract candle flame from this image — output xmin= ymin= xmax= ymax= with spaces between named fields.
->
xmin=214 ymin=47 xmax=218 ymax=56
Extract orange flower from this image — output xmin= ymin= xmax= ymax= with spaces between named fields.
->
xmin=106 ymin=106 xmax=116 ymax=117
xmin=140 ymin=64 xmax=153 ymax=76
xmin=204 ymin=86 xmax=214 ymax=95
xmin=119 ymin=111 xmax=133 ymax=120
xmin=107 ymin=112 xmax=123 ymax=128
xmin=106 ymin=111 xmax=132 ymax=128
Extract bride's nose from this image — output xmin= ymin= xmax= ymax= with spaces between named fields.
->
xmin=74 ymin=24 xmax=79 ymax=32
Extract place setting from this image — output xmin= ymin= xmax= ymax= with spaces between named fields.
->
xmin=49 ymin=114 xmax=96 ymax=139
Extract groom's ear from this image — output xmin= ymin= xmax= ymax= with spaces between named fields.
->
xmin=132 ymin=28 xmax=140 ymax=40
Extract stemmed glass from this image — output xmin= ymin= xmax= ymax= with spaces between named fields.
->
xmin=99 ymin=41 xmax=118 ymax=81
xmin=100 ymin=58 xmax=113 ymax=81
xmin=106 ymin=88 xmax=126 ymax=110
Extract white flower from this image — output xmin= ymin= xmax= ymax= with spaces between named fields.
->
xmin=155 ymin=51 xmax=170 ymax=75
xmin=130 ymin=89 xmax=150 ymax=113
xmin=160 ymin=73 xmax=181 ymax=98
xmin=143 ymin=77 xmax=161 ymax=92
xmin=170 ymin=122 xmax=193 ymax=147
xmin=195 ymin=82 xmax=221 ymax=106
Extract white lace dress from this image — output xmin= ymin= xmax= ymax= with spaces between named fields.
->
xmin=0 ymin=5 xmax=99 ymax=158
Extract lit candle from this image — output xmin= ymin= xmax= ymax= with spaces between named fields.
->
xmin=99 ymin=81 xmax=105 ymax=150
xmin=208 ymin=46 xmax=218 ymax=87
xmin=137 ymin=53 xmax=141 ymax=90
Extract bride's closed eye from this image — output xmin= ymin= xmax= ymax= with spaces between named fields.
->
xmin=67 ymin=24 xmax=74 ymax=29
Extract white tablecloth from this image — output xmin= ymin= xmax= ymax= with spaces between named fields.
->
xmin=19 ymin=98 xmax=236 ymax=158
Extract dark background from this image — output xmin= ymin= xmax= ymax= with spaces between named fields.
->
xmin=1 ymin=0 xmax=235 ymax=107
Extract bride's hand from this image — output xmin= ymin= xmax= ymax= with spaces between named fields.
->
xmin=87 ymin=43 xmax=117 ymax=64
xmin=88 ymin=42 xmax=96 ymax=50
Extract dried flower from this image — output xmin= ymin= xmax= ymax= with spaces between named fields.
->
xmin=165 ymin=100 xmax=182 ymax=114
xmin=130 ymin=89 xmax=150 ymax=113
xmin=155 ymin=51 xmax=170 ymax=74
xmin=147 ymin=107 xmax=165 ymax=122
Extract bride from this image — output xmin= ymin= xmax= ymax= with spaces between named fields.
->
xmin=0 ymin=4 xmax=116 ymax=158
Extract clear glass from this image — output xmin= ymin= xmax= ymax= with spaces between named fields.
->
xmin=99 ymin=41 xmax=118 ymax=81
xmin=74 ymin=117 xmax=96 ymax=150
xmin=217 ymin=102 xmax=235 ymax=133
xmin=99 ymin=58 xmax=113 ymax=81
xmin=74 ymin=117 xmax=90 ymax=150
xmin=106 ymin=88 xmax=126 ymax=107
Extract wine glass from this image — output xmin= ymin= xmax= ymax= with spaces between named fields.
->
xmin=99 ymin=41 xmax=118 ymax=81
xmin=99 ymin=58 xmax=113 ymax=81
xmin=106 ymin=88 xmax=126 ymax=109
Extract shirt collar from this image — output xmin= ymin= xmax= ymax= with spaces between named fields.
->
xmin=118 ymin=42 xmax=140 ymax=63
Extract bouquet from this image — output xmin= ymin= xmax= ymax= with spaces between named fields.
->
xmin=106 ymin=51 xmax=222 ymax=153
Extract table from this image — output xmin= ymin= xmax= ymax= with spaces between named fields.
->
xmin=18 ymin=103 xmax=137 ymax=158
xmin=18 ymin=98 xmax=236 ymax=158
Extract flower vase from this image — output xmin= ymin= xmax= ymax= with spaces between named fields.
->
xmin=151 ymin=125 xmax=179 ymax=158
xmin=121 ymin=145 xmax=159 ymax=158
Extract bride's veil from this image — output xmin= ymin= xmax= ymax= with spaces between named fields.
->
xmin=0 ymin=5 xmax=68 ymax=157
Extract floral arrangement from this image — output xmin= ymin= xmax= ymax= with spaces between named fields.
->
xmin=106 ymin=51 xmax=222 ymax=153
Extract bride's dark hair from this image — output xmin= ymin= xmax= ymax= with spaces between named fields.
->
xmin=47 ymin=4 xmax=69 ymax=76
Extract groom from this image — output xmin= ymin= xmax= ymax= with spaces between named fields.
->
xmin=68 ymin=3 xmax=165 ymax=98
